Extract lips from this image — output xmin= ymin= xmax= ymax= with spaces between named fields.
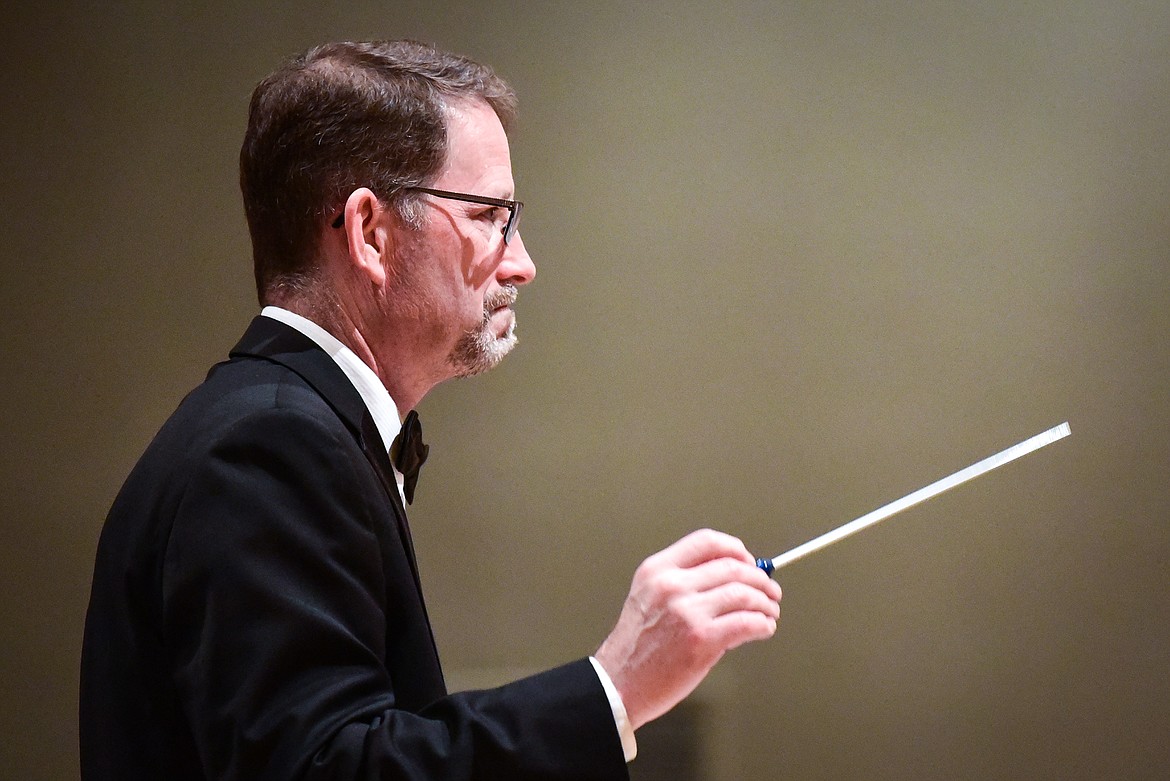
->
xmin=483 ymin=285 xmax=518 ymax=320
xmin=488 ymin=305 xmax=515 ymax=336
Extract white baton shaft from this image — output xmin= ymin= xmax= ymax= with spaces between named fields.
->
xmin=756 ymin=422 xmax=1071 ymax=575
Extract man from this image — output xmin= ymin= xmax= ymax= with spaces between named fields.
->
xmin=80 ymin=40 xmax=781 ymax=780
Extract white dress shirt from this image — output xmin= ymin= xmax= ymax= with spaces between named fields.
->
xmin=259 ymin=306 xmax=637 ymax=761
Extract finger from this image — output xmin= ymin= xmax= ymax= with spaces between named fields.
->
xmin=690 ymin=580 xmax=782 ymax=620
xmin=677 ymin=557 xmax=782 ymax=600
xmin=705 ymin=610 xmax=779 ymax=651
xmin=654 ymin=529 xmax=755 ymax=570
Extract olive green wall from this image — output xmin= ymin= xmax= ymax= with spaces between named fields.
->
xmin=3 ymin=2 xmax=1168 ymax=778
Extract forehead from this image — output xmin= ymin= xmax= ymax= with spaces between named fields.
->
xmin=435 ymin=99 xmax=514 ymax=194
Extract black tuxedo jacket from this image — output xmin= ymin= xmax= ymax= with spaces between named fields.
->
xmin=80 ymin=316 xmax=628 ymax=780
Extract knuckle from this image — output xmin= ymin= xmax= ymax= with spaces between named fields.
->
xmin=652 ymin=568 xmax=686 ymax=597
xmin=634 ymin=556 xmax=664 ymax=582
xmin=683 ymin=619 xmax=712 ymax=649
xmin=740 ymin=580 xmax=767 ymax=602
xmin=723 ymin=580 xmax=754 ymax=602
xmin=725 ymin=557 xmax=750 ymax=580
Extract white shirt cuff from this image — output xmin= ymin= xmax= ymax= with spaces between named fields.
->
xmin=588 ymin=656 xmax=637 ymax=762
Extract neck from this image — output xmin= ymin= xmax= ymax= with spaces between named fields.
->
xmin=274 ymin=294 xmax=436 ymax=417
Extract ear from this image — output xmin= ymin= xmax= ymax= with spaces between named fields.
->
xmin=338 ymin=187 xmax=391 ymax=287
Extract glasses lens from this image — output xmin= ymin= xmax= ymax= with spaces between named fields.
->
xmin=504 ymin=201 xmax=523 ymax=244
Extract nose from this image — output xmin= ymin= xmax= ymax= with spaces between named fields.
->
xmin=497 ymin=231 xmax=535 ymax=285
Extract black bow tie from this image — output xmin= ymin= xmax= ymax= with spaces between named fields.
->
xmin=390 ymin=410 xmax=429 ymax=505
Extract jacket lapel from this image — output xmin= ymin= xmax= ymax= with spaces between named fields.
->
xmin=229 ymin=316 xmax=442 ymax=674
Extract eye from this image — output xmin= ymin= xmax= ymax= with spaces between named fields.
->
xmin=480 ymin=206 xmax=506 ymax=223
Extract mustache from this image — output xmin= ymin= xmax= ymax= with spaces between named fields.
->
xmin=483 ymin=285 xmax=518 ymax=315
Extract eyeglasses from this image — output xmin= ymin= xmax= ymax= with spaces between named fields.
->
xmin=331 ymin=187 xmax=523 ymax=244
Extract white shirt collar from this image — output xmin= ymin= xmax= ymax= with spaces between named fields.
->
xmin=260 ymin=306 xmax=406 ymax=501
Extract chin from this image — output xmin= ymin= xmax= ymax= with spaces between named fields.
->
xmin=449 ymin=327 xmax=518 ymax=379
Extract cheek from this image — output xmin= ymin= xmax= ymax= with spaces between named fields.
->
xmin=436 ymin=270 xmax=488 ymax=328
xmin=463 ymin=240 xmax=507 ymax=288
xmin=410 ymin=227 xmax=496 ymax=323
xmin=463 ymin=284 xmax=490 ymax=322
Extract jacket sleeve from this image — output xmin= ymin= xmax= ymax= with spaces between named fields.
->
xmin=161 ymin=403 xmax=628 ymax=781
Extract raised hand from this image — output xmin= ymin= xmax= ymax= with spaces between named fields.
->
xmin=594 ymin=529 xmax=782 ymax=730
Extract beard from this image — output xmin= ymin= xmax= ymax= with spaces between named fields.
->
xmin=447 ymin=284 xmax=520 ymax=378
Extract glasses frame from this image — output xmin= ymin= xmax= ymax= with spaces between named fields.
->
xmin=331 ymin=186 xmax=523 ymax=244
